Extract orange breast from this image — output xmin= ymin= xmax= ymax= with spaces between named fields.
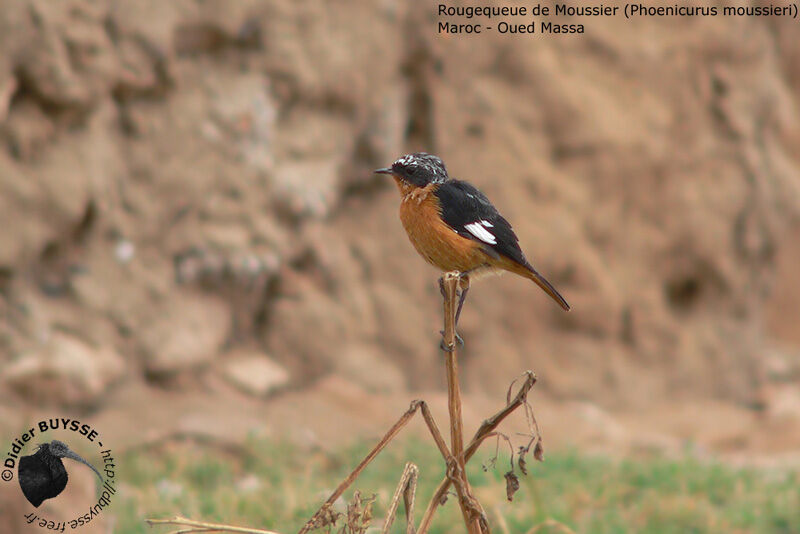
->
xmin=398 ymin=183 xmax=489 ymax=273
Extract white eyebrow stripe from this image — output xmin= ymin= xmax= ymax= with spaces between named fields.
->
xmin=464 ymin=222 xmax=497 ymax=245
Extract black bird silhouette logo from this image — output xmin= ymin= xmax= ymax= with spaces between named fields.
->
xmin=17 ymin=440 xmax=103 ymax=507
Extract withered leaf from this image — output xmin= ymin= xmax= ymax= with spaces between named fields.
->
xmin=517 ymin=444 xmax=530 ymax=475
xmin=504 ymin=471 xmax=520 ymax=501
xmin=534 ymin=440 xmax=544 ymax=462
xmin=518 ymin=454 xmax=528 ymax=475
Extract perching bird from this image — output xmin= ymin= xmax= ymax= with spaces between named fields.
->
xmin=375 ymin=153 xmax=569 ymax=325
xmin=18 ymin=440 xmax=103 ymax=507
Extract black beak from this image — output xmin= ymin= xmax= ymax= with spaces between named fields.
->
xmin=374 ymin=167 xmax=394 ymax=175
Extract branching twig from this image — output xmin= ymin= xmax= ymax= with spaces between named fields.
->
xmin=417 ymin=371 xmax=539 ymax=532
xmin=148 ymin=280 xmax=544 ymax=534
xmin=297 ymin=399 xmax=447 ymax=534
xmin=148 ymin=371 xmax=541 ymax=534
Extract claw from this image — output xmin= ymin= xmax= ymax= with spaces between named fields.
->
xmin=440 ymin=330 xmax=464 ymax=347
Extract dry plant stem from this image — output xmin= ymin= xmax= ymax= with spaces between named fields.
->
xmin=467 ymin=371 xmax=538 ymax=460
xmin=381 ymin=462 xmax=418 ymax=534
xmin=417 ymin=371 xmax=537 ymax=533
xmin=298 ymin=400 xmax=449 ymax=534
xmin=441 ymin=272 xmax=485 ymax=534
xmin=526 ymin=519 xmax=577 ymax=534
xmin=493 ymin=506 xmax=511 ymax=534
xmin=149 ymin=294 xmax=537 ymax=534
xmin=441 ymin=273 xmax=465 ymax=462
xmin=420 ymin=400 xmax=453 ymax=461
xmin=148 ymin=372 xmax=538 ymax=534
xmin=146 ymin=516 xmax=281 ymax=534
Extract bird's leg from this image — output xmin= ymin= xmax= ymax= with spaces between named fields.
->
xmin=454 ymin=274 xmax=471 ymax=328
xmin=442 ymin=274 xmax=471 ymax=350
xmin=439 ymin=275 xmax=464 ymax=350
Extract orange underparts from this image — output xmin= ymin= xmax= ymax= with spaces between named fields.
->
xmin=397 ymin=179 xmax=491 ymax=274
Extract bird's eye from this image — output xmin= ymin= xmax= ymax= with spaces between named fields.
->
xmin=407 ymin=167 xmax=417 ymax=175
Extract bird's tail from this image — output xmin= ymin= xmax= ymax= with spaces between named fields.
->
xmin=517 ymin=262 xmax=570 ymax=311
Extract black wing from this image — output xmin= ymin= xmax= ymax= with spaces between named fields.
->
xmin=434 ymin=179 xmax=528 ymax=265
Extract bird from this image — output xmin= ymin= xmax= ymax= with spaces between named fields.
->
xmin=18 ymin=440 xmax=103 ymax=507
xmin=375 ymin=152 xmax=569 ymax=330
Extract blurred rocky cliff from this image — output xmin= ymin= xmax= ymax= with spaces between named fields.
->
xmin=1 ymin=0 xmax=799 ymax=417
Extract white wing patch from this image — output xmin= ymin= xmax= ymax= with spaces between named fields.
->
xmin=464 ymin=221 xmax=497 ymax=245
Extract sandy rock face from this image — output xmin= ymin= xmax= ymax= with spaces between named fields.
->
xmin=140 ymin=292 xmax=231 ymax=375
xmin=220 ymin=350 xmax=290 ymax=396
xmin=4 ymin=333 xmax=124 ymax=407
xmin=0 ymin=0 xmax=798 ymax=414
xmin=334 ymin=343 xmax=407 ymax=394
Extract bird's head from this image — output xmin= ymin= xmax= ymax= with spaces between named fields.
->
xmin=375 ymin=153 xmax=449 ymax=188
xmin=41 ymin=440 xmax=103 ymax=482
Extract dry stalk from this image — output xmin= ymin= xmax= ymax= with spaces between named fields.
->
xmin=147 ymin=371 xmax=540 ymax=534
xmin=525 ymin=518 xmax=577 ymax=534
xmin=148 ymin=277 xmax=544 ymax=534
xmin=381 ymin=462 xmax=418 ymax=534
xmin=146 ymin=516 xmax=281 ymax=534
xmin=440 ymin=272 xmax=486 ymax=534
xmin=297 ymin=400 xmax=448 ymax=534
xmin=492 ymin=506 xmax=511 ymax=534
xmin=417 ymin=371 xmax=540 ymax=533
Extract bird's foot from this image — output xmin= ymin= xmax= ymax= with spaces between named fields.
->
xmin=439 ymin=330 xmax=464 ymax=352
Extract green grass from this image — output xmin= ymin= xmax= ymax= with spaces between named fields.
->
xmin=113 ymin=437 xmax=799 ymax=534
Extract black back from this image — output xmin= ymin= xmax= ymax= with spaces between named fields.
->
xmin=434 ymin=179 xmax=529 ymax=266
